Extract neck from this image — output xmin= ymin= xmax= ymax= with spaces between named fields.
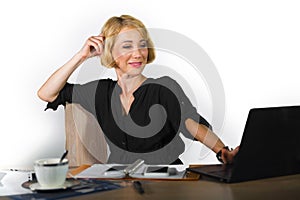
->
xmin=116 ymin=73 xmax=146 ymax=96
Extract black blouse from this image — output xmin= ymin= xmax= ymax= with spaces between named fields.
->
xmin=46 ymin=76 xmax=211 ymax=164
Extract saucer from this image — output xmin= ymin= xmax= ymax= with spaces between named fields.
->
xmin=29 ymin=180 xmax=80 ymax=191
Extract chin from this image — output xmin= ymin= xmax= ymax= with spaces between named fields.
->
xmin=129 ymin=66 xmax=145 ymax=74
xmin=127 ymin=71 xmax=143 ymax=78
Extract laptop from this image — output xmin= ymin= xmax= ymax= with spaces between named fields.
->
xmin=187 ymin=105 xmax=300 ymax=183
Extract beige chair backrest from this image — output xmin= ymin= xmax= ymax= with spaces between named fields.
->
xmin=65 ymin=103 xmax=108 ymax=167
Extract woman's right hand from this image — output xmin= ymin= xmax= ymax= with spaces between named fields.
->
xmin=79 ymin=35 xmax=105 ymax=60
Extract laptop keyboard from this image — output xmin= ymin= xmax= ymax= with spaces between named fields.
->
xmin=190 ymin=164 xmax=234 ymax=179
xmin=209 ymin=167 xmax=233 ymax=177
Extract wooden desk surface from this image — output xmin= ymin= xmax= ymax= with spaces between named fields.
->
xmin=64 ymin=173 xmax=300 ymax=200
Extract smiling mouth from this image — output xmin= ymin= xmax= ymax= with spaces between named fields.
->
xmin=128 ymin=62 xmax=143 ymax=68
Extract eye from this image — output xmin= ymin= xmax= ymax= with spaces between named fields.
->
xmin=123 ymin=46 xmax=132 ymax=49
xmin=122 ymin=44 xmax=132 ymax=49
xmin=139 ymin=42 xmax=148 ymax=48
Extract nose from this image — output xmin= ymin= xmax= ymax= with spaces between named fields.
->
xmin=131 ymin=48 xmax=142 ymax=59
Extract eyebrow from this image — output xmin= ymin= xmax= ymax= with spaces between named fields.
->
xmin=122 ymin=39 xmax=147 ymax=43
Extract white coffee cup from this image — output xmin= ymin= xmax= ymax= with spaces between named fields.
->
xmin=34 ymin=158 xmax=69 ymax=188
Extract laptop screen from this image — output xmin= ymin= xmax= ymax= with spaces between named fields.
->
xmin=231 ymin=106 xmax=300 ymax=182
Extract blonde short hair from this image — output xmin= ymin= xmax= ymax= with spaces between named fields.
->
xmin=100 ymin=15 xmax=156 ymax=68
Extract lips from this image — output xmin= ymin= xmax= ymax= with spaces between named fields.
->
xmin=128 ymin=62 xmax=143 ymax=68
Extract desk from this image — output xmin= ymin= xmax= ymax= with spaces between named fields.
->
xmin=1 ymin=172 xmax=300 ymax=200
xmin=64 ymin=174 xmax=300 ymax=200
xmin=61 ymin=174 xmax=299 ymax=200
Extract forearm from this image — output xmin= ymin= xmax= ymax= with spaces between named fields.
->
xmin=185 ymin=118 xmax=225 ymax=153
xmin=37 ymin=53 xmax=85 ymax=102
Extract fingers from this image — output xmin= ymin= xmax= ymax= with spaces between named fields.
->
xmin=98 ymin=33 xmax=105 ymax=39
xmin=221 ymin=146 xmax=240 ymax=164
xmin=87 ymin=36 xmax=105 ymax=54
xmin=232 ymin=146 xmax=240 ymax=155
xmin=80 ymin=35 xmax=105 ymax=59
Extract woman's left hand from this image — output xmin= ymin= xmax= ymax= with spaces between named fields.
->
xmin=221 ymin=146 xmax=240 ymax=164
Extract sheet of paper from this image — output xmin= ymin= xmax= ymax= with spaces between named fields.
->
xmin=130 ymin=164 xmax=187 ymax=179
xmin=75 ymin=164 xmax=127 ymax=179
xmin=0 ymin=170 xmax=32 ymax=196
xmin=75 ymin=164 xmax=188 ymax=179
xmin=0 ymin=172 xmax=6 ymax=181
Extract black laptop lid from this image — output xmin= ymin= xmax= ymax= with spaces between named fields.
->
xmin=230 ymin=106 xmax=300 ymax=182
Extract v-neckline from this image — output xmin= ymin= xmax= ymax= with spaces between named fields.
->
xmin=116 ymin=78 xmax=149 ymax=116
xmin=120 ymin=94 xmax=135 ymax=116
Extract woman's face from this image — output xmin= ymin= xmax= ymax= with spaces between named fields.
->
xmin=112 ymin=27 xmax=148 ymax=77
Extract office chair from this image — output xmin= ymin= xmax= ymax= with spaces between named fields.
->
xmin=65 ymin=103 xmax=108 ymax=167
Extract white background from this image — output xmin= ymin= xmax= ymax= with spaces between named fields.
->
xmin=0 ymin=0 xmax=299 ymax=169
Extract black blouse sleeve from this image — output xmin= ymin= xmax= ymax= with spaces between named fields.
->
xmin=159 ymin=76 xmax=212 ymax=140
xmin=45 ymin=83 xmax=74 ymax=111
xmin=45 ymin=80 xmax=100 ymax=116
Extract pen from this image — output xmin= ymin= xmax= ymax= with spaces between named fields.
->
xmin=133 ymin=181 xmax=144 ymax=194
